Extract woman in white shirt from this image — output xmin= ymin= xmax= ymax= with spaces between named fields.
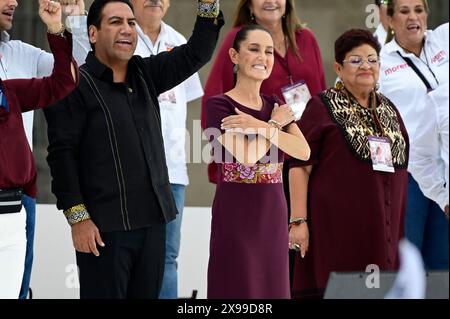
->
xmin=379 ymin=0 xmax=448 ymax=270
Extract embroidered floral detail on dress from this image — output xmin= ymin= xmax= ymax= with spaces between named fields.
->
xmin=221 ymin=163 xmax=283 ymax=184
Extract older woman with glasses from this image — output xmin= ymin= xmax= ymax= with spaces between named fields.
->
xmin=379 ymin=0 xmax=449 ymax=270
xmin=288 ymin=29 xmax=409 ymax=298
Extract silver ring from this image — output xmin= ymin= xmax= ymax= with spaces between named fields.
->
xmin=293 ymin=243 xmax=300 ymax=252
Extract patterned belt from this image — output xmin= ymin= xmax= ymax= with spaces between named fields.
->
xmin=221 ymin=163 xmax=283 ymax=184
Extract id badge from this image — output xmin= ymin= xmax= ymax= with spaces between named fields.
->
xmin=281 ymin=80 xmax=311 ymax=121
xmin=368 ymin=136 xmax=395 ymax=173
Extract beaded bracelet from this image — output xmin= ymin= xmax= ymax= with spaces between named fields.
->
xmin=197 ymin=0 xmax=219 ymax=18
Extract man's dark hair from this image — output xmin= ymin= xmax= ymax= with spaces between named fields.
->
xmin=87 ymin=0 xmax=134 ymax=50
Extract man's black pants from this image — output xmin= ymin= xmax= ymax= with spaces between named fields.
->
xmin=76 ymin=224 xmax=165 ymax=299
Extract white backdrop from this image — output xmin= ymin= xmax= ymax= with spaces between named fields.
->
xmin=30 ymin=205 xmax=212 ymax=299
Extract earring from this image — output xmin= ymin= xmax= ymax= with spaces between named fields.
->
xmin=374 ymin=82 xmax=380 ymax=91
xmin=233 ymin=64 xmax=239 ymax=74
xmin=335 ymin=79 xmax=345 ymax=90
xmin=250 ymin=12 xmax=255 ymax=22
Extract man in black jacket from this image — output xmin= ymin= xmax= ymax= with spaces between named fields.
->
xmin=44 ymin=0 xmax=222 ymax=299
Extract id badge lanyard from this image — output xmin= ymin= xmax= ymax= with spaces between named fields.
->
xmin=351 ymin=91 xmax=395 ymax=173
xmin=278 ymin=39 xmax=313 ymax=120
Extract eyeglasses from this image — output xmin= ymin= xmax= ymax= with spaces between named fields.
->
xmin=342 ymin=55 xmax=380 ymax=68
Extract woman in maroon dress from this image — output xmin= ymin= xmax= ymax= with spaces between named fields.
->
xmin=204 ymin=25 xmax=310 ymax=299
xmin=288 ymin=29 xmax=409 ymax=298
xmin=201 ymin=0 xmax=327 ymax=289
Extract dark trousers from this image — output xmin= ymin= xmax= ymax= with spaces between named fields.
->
xmin=76 ymin=224 xmax=165 ymax=299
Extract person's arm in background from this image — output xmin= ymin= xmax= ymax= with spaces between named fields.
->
xmin=201 ymin=28 xmax=240 ymax=129
xmin=60 ymin=0 xmax=91 ymax=66
xmin=410 ymin=86 xmax=449 ymax=216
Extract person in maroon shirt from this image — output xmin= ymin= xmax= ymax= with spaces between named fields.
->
xmin=0 ymin=0 xmax=77 ymax=298
xmin=288 ymin=29 xmax=409 ymax=298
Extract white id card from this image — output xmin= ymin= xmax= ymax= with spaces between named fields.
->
xmin=281 ymin=80 xmax=312 ymax=121
xmin=368 ymin=136 xmax=395 ymax=173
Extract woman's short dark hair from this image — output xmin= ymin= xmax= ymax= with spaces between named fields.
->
xmin=335 ymin=29 xmax=381 ymax=64
xmin=87 ymin=0 xmax=134 ymax=50
xmin=232 ymin=24 xmax=272 ymax=52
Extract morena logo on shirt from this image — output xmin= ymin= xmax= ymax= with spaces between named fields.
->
xmin=384 ymin=63 xmax=410 ymax=76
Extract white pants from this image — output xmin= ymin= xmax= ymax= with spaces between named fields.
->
xmin=0 ymin=208 xmax=26 ymax=299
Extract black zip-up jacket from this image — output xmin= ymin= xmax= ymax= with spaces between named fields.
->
xmin=45 ymin=14 xmax=224 ymax=232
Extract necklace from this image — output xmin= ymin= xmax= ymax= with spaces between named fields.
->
xmin=226 ymin=92 xmax=263 ymax=111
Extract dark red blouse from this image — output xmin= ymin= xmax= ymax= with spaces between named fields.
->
xmin=0 ymin=33 xmax=77 ymax=197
